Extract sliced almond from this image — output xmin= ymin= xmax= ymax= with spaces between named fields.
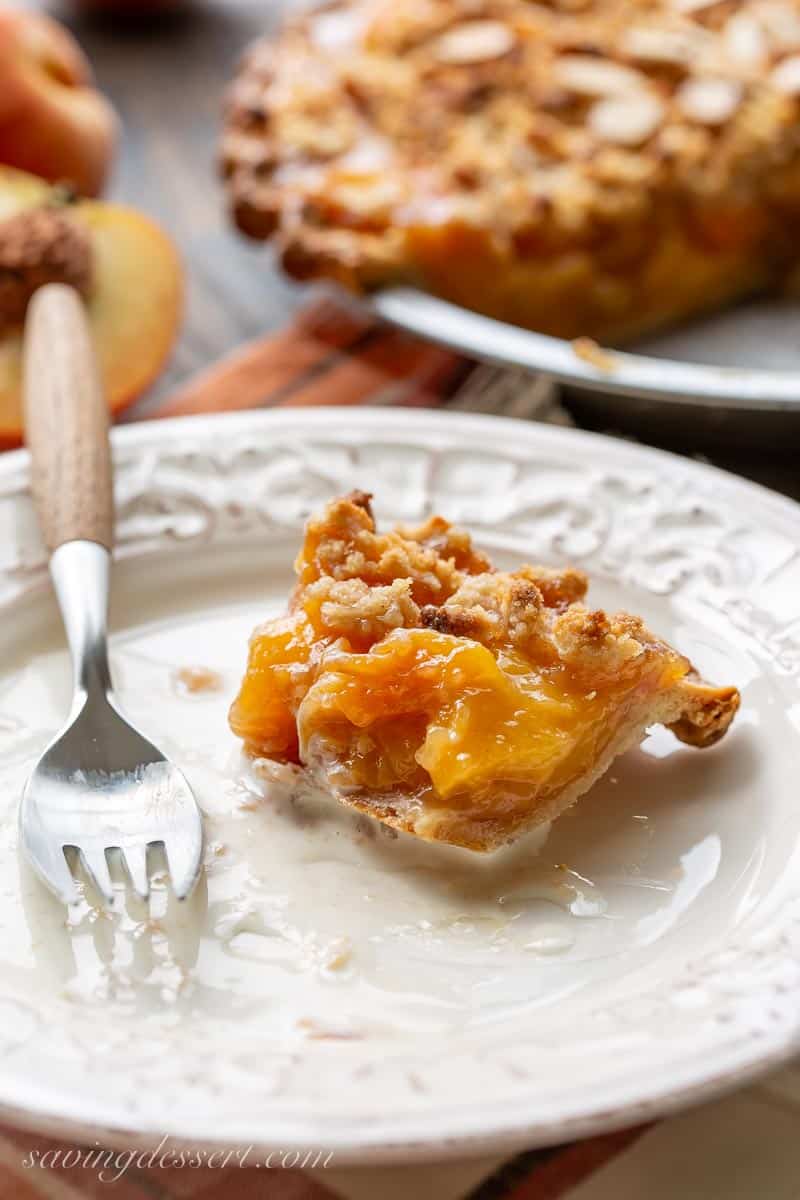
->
xmin=553 ymin=54 xmax=647 ymax=97
xmin=723 ymin=13 xmax=769 ymax=70
xmin=759 ymin=3 xmax=800 ymax=53
xmin=432 ymin=20 xmax=516 ymax=65
xmin=310 ymin=8 xmax=367 ymax=52
xmin=770 ymin=53 xmax=800 ymax=93
xmin=621 ymin=26 xmax=702 ymax=67
xmin=671 ymin=0 xmax=726 ymax=14
xmin=588 ymin=92 xmax=665 ymax=144
xmin=572 ymin=337 xmax=618 ymax=372
xmin=676 ymin=76 xmax=742 ymax=123
xmin=339 ymin=134 xmax=393 ymax=172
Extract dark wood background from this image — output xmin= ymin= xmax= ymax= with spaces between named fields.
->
xmin=23 ymin=0 xmax=306 ymax=405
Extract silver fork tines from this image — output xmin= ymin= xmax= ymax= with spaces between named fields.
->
xmin=21 ymin=542 xmax=203 ymax=907
xmin=20 ymin=286 xmax=203 ymax=907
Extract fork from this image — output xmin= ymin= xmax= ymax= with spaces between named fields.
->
xmin=19 ymin=284 xmax=203 ymax=907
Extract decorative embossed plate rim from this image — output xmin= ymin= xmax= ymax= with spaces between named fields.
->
xmin=0 ymin=407 xmax=799 ymax=1164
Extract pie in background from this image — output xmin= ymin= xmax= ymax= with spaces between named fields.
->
xmin=229 ymin=492 xmax=740 ymax=851
xmin=221 ymin=0 xmax=800 ymax=342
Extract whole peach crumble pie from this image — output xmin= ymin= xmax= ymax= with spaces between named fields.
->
xmin=222 ymin=0 xmax=800 ymax=341
xmin=229 ymin=492 xmax=739 ymax=851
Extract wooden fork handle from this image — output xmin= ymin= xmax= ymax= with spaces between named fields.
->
xmin=23 ymin=284 xmax=114 ymax=555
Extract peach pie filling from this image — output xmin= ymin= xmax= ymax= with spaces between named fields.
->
xmin=230 ymin=492 xmax=739 ymax=849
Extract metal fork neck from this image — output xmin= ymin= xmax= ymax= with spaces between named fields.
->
xmin=49 ymin=540 xmax=112 ymax=700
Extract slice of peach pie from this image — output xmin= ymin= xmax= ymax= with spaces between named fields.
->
xmin=230 ymin=492 xmax=739 ymax=851
xmin=222 ymin=0 xmax=800 ymax=342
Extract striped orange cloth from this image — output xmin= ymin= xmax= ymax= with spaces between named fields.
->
xmin=4 ymin=301 xmax=648 ymax=1200
xmin=123 ymin=299 xmax=471 ymax=421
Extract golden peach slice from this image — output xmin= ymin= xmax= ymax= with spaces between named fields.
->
xmin=0 ymin=166 xmax=182 ymax=447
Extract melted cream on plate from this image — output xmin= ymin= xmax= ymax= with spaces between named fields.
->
xmin=0 ymin=600 xmax=761 ymax=1042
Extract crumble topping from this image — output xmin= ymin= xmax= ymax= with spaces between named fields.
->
xmin=513 ymin=564 xmax=589 ymax=610
xmin=295 ymin=490 xmax=488 ymax=605
xmin=292 ymin=494 xmax=736 ymax=742
xmin=222 ymin=0 xmax=800 ymax=336
xmin=572 ymin=336 xmax=619 ymax=371
xmin=231 ymin=492 xmax=740 ymax=851
xmin=550 ymin=606 xmax=651 ymax=678
xmin=0 ymin=208 xmax=93 ymax=334
xmin=306 ymin=576 xmax=422 ymax=639
xmin=397 ymin=513 xmax=492 ymax=574
xmin=421 ymin=572 xmax=549 ymax=648
xmin=173 ymin=665 xmax=225 ymax=695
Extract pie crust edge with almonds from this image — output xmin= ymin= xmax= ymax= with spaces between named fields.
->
xmin=221 ymin=0 xmax=800 ymax=342
xmin=229 ymin=492 xmax=740 ymax=852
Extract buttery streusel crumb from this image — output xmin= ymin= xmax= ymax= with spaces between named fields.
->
xmin=306 ymin=576 xmax=421 ymax=640
xmin=223 ymin=0 xmax=800 ymax=340
xmin=230 ymin=493 xmax=740 ymax=851
xmin=294 ymin=491 xmax=486 ymax=605
xmin=174 ymin=665 xmax=225 ymax=695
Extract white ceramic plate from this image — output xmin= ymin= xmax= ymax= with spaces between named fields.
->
xmin=373 ymin=287 xmax=800 ymax=410
xmin=0 ymin=408 xmax=799 ymax=1164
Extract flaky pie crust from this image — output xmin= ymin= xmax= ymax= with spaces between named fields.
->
xmin=229 ymin=491 xmax=739 ymax=850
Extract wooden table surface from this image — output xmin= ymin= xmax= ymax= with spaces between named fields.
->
xmin=27 ymin=0 xmax=306 ymax=405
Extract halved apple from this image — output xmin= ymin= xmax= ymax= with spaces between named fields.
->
xmin=0 ymin=166 xmax=183 ymax=447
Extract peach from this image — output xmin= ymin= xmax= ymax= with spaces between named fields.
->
xmin=0 ymin=166 xmax=183 ymax=447
xmin=0 ymin=9 xmax=117 ymax=197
